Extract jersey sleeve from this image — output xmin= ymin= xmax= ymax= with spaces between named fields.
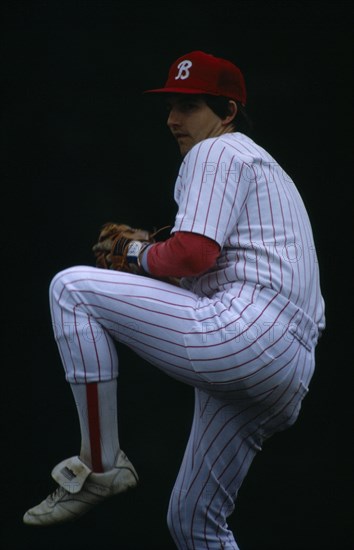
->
xmin=143 ymin=231 xmax=220 ymax=278
xmin=172 ymin=137 xmax=252 ymax=247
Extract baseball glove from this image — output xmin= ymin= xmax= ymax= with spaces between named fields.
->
xmin=92 ymin=222 xmax=169 ymax=274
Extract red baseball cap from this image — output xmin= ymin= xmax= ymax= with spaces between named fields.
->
xmin=145 ymin=50 xmax=247 ymax=106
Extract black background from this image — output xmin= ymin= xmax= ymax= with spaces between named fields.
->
xmin=2 ymin=1 xmax=353 ymax=549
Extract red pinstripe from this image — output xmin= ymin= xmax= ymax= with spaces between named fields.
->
xmin=282 ymin=182 xmax=305 ymax=307
xmin=203 ymin=146 xmax=225 ymax=234
xmin=214 ymin=154 xmax=236 ymax=241
xmin=180 ymin=142 xmax=203 ymax=230
xmin=73 ymin=302 xmax=89 ymax=382
xmin=191 ymin=143 xmax=214 ymax=232
xmin=271 ymin=168 xmax=289 ymax=294
xmin=277 ymin=174 xmax=298 ymax=301
xmin=224 ymin=161 xmax=249 ymax=240
xmin=258 ymin=160 xmax=277 ymax=287
xmin=87 ymin=313 xmax=102 ymax=380
xmin=245 ymin=204 xmax=260 ymax=284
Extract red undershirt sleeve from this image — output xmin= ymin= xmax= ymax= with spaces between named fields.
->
xmin=144 ymin=231 xmax=220 ymax=278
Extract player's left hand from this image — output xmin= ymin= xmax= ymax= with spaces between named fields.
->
xmin=92 ymin=222 xmax=171 ymax=274
xmin=92 ymin=223 xmax=154 ymax=273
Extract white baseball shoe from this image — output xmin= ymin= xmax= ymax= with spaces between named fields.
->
xmin=23 ymin=450 xmax=138 ymax=526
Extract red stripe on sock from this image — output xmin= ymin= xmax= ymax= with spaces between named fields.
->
xmin=86 ymin=382 xmax=104 ymax=472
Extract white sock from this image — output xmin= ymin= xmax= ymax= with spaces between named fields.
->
xmin=70 ymin=380 xmax=120 ymax=472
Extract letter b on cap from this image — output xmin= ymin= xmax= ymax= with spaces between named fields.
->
xmin=175 ymin=60 xmax=192 ymax=80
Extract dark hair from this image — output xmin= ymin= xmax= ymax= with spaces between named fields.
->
xmin=202 ymin=95 xmax=253 ymax=136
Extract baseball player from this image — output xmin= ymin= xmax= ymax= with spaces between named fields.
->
xmin=24 ymin=51 xmax=325 ymax=550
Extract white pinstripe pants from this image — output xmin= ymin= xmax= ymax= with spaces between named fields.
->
xmin=50 ymin=266 xmax=316 ymax=549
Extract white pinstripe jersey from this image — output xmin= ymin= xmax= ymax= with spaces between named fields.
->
xmin=172 ymin=132 xmax=325 ymax=332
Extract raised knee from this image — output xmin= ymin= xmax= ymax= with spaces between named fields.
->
xmin=49 ymin=266 xmax=90 ymax=299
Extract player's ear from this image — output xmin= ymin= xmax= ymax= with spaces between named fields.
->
xmin=222 ymin=100 xmax=237 ymax=126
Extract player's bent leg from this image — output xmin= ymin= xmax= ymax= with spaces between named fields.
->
xmin=166 ymin=354 xmax=313 ymax=550
xmin=48 ymin=265 xmax=202 ymax=385
xmin=24 ymin=266 xmax=202 ymax=527
xmin=167 ymin=390 xmax=249 ymax=550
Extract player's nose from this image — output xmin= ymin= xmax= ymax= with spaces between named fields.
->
xmin=167 ymin=107 xmax=181 ymax=128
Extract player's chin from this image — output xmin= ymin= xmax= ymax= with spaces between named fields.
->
xmin=178 ymin=141 xmax=193 ymax=156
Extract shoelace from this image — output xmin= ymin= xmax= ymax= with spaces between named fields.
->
xmin=47 ymin=486 xmax=67 ymax=503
